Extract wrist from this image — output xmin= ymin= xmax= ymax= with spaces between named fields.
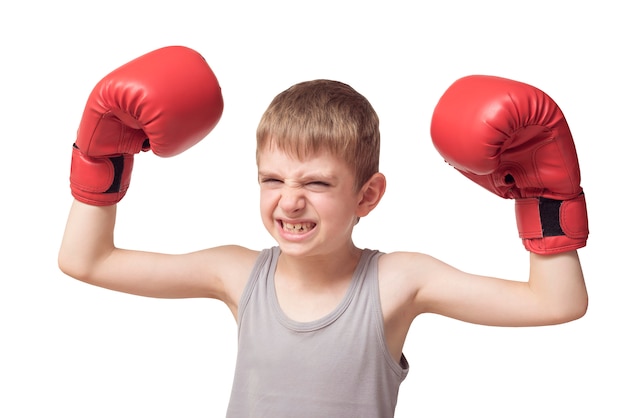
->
xmin=515 ymin=193 xmax=588 ymax=254
xmin=70 ymin=145 xmax=134 ymax=206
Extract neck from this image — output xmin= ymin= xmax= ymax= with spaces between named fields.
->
xmin=277 ymin=243 xmax=362 ymax=286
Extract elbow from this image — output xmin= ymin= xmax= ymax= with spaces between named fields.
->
xmin=569 ymin=295 xmax=589 ymax=322
xmin=567 ymin=287 xmax=589 ymax=322
xmin=58 ymin=248 xmax=93 ymax=283
xmin=561 ymin=304 xmax=588 ymax=324
xmin=549 ymin=293 xmax=589 ymax=325
xmin=58 ymin=250 xmax=79 ymax=280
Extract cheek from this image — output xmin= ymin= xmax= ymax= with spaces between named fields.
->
xmin=314 ymin=194 xmax=356 ymax=217
xmin=259 ymin=190 xmax=277 ymax=215
xmin=259 ymin=196 xmax=274 ymax=231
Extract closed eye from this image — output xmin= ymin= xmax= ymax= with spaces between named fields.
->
xmin=260 ymin=177 xmax=282 ymax=184
xmin=306 ymin=181 xmax=332 ymax=191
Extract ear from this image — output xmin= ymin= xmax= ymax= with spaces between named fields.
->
xmin=356 ymin=172 xmax=386 ymax=218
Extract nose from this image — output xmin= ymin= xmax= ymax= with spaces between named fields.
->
xmin=279 ymin=186 xmax=305 ymax=214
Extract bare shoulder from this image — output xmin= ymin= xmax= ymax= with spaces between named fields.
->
xmin=376 ymin=251 xmax=432 ymax=308
xmin=378 ymin=251 xmax=445 ymax=285
xmin=377 ymin=251 xmax=455 ymax=314
xmin=204 ymin=244 xmax=260 ymax=269
xmin=195 ymin=244 xmax=260 ymax=302
xmin=215 ymin=245 xmax=261 ymax=285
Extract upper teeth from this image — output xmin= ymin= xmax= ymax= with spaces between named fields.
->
xmin=283 ymin=222 xmax=313 ymax=232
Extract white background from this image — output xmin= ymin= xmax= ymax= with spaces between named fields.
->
xmin=1 ymin=1 xmax=623 ymax=416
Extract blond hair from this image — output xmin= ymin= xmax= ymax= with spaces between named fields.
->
xmin=256 ymin=79 xmax=380 ymax=190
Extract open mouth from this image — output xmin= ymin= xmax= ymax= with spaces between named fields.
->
xmin=281 ymin=221 xmax=316 ymax=233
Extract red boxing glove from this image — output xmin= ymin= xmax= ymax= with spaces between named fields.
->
xmin=70 ymin=46 xmax=224 ymax=205
xmin=430 ymin=75 xmax=588 ymax=254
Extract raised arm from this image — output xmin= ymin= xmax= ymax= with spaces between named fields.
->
xmin=57 ymin=46 xmax=249 ymax=302
xmin=419 ymin=75 xmax=589 ymax=326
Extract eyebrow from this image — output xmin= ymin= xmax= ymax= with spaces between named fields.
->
xmin=257 ymin=170 xmax=338 ymax=183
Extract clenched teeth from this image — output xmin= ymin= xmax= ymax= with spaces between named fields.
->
xmin=282 ymin=221 xmax=315 ymax=233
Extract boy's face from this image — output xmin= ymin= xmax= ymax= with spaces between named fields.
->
xmin=257 ymin=146 xmax=364 ymax=257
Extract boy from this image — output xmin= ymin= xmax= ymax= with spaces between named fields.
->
xmin=59 ymin=46 xmax=588 ymax=417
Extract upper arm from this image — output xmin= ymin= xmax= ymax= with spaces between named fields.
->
xmin=59 ymin=200 xmax=259 ymax=308
xmin=89 ymin=245 xmax=259 ymax=303
xmin=382 ymin=250 xmax=587 ymax=327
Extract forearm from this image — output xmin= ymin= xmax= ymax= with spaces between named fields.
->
xmin=58 ymin=200 xmax=117 ymax=282
xmin=528 ymin=250 xmax=588 ymax=324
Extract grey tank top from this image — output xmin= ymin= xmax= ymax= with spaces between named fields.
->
xmin=226 ymin=247 xmax=409 ymax=418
